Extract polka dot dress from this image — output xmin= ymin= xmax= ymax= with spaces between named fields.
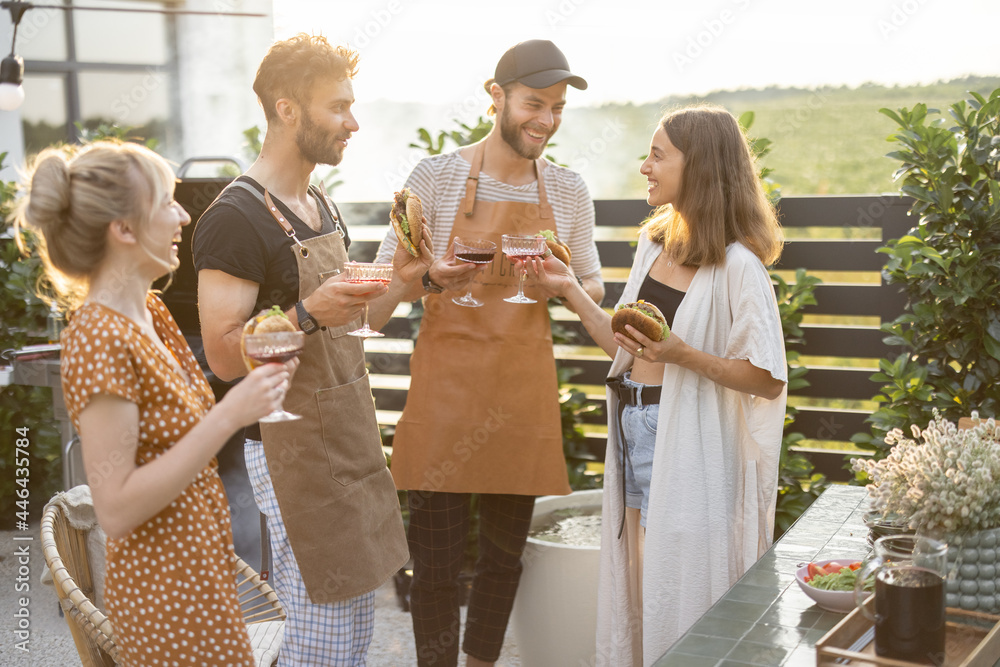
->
xmin=61 ymin=294 xmax=255 ymax=667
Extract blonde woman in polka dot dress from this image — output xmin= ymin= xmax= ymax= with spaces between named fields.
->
xmin=14 ymin=141 xmax=294 ymax=666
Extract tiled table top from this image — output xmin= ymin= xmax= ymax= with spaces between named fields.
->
xmin=654 ymin=485 xmax=871 ymax=667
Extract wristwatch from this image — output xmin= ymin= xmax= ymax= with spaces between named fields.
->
xmin=295 ymin=300 xmax=321 ymax=335
xmin=422 ymin=271 xmax=444 ymax=294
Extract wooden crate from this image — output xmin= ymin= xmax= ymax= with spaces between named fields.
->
xmin=816 ymin=597 xmax=1000 ymax=666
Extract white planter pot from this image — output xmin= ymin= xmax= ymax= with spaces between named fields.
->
xmin=511 ymin=489 xmax=602 ymax=667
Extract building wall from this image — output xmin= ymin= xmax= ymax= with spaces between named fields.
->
xmin=175 ymin=0 xmax=274 ymax=168
xmin=0 ymin=1 xmax=275 ymax=182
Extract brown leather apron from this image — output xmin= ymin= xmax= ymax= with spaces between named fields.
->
xmin=257 ymin=188 xmax=408 ymax=604
xmin=390 ymin=143 xmax=571 ymax=496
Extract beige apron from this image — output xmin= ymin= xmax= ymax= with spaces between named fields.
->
xmin=257 ymin=188 xmax=408 ymax=604
xmin=390 ymin=144 xmax=571 ymax=496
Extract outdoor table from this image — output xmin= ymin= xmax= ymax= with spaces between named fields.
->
xmin=653 ymin=485 xmax=871 ymax=666
xmin=5 ymin=354 xmax=83 ymax=490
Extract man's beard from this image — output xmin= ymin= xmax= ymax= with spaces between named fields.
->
xmin=296 ymin=110 xmax=346 ymax=166
xmin=499 ymin=106 xmax=550 ymax=160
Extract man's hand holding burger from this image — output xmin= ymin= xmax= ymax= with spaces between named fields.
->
xmin=391 ymin=218 xmax=434 ymax=284
xmin=389 ymin=187 xmax=434 ymax=284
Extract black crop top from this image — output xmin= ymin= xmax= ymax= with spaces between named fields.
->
xmin=635 ymin=272 xmax=685 ymax=328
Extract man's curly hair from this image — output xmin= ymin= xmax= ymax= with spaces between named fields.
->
xmin=253 ymin=34 xmax=360 ymax=122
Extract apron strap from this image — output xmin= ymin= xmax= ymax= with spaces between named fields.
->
xmin=535 ymin=159 xmax=553 ymax=220
xmin=459 ymin=143 xmax=554 ymax=220
xmin=262 ymin=189 xmax=311 ymax=259
xmin=308 ymin=184 xmax=348 ymax=241
xmin=460 ymin=142 xmax=486 ymax=217
xmin=225 ymin=179 xmax=314 ymax=259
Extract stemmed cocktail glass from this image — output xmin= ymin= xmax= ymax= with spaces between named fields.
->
xmin=452 ymin=238 xmax=497 ymax=308
xmin=501 ymin=234 xmax=547 ymax=304
xmin=242 ymin=330 xmax=305 ymax=422
xmin=345 ymin=261 xmax=393 ymax=338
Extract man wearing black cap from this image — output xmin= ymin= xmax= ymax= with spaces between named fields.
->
xmin=375 ymin=39 xmax=603 ymax=667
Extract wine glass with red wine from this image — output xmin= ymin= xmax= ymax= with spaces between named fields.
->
xmin=501 ymin=234 xmax=547 ymax=304
xmin=452 ymin=238 xmax=497 ymax=308
xmin=242 ymin=330 xmax=305 ymax=422
xmin=345 ymin=261 xmax=394 ymax=337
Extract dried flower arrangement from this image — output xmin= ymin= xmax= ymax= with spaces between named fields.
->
xmin=852 ymin=412 xmax=1000 ymax=539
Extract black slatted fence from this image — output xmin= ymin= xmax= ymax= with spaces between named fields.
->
xmin=170 ymin=184 xmax=915 ymax=482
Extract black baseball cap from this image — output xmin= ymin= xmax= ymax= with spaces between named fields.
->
xmin=486 ymin=39 xmax=588 ymax=91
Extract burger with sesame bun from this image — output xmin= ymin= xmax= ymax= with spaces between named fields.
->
xmin=240 ymin=306 xmax=296 ymax=369
xmin=390 ymin=187 xmax=423 ymax=256
xmin=611 ymin=300 xmax=670 ymax=344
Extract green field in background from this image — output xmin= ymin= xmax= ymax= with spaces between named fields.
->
xmin=559 ymin=76 xmax=1000 ymax=200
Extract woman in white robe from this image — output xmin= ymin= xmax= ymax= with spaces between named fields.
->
xmin=527 ymin=105 xmax=788 ymax=666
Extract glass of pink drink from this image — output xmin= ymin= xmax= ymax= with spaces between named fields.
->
xmin=345 ymin=262 xmax=394 ymax=338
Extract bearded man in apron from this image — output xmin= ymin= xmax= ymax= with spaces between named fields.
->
xmin=375 ymin=40 xmax=605 ymax=667
xmin=193 ymin=35 xmax=426 ymax=666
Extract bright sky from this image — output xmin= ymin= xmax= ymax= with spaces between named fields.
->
xmin=274 ymin=0 xmax=999 ymax=107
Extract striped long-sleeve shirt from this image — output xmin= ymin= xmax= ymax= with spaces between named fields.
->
xmin=375 ymin=149 xmax=602 ymax=280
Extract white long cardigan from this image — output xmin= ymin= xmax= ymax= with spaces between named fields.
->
xmin=595 ymin=232 xmax=788 ymax=666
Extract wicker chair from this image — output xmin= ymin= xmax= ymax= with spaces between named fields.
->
xmin=41 ymin=501 xmax=285 ymax=667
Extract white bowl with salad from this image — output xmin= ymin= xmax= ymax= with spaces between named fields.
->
xmin=795 ymin=558 xmax=873 ymax=613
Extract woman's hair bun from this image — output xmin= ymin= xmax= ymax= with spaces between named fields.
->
xmin=24 ymin=151 xmax=72 ymax=232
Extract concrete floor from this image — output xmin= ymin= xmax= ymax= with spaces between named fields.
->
xmin=0 ymin=529 xmax=521 ymax=666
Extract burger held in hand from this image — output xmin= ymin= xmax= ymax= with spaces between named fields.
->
xmin=241 ymin=306 xmax=296 ymax=369
xmin=390 ymin=187 xmax=423 ymax=256
xmin=538 ymin=229 xmax=571 ymax=265
xmin=611 ymin=300 xmax=670 ymax=344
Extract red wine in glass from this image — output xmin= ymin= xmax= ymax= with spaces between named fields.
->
xmin=248 ymin=348 xmax=300 ymax=365
xmin=453 ymin=238 xmax=497 ymax=307
xmin=456 ymin=251 xmax=497 ymax=263
xmin=242 ymin=330 xmax=305 ymax=422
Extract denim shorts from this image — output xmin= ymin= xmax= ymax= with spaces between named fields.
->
xmin=619 ymin=373 xmax=659 ymax=527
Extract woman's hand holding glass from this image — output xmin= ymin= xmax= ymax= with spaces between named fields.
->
xmin=242 ymin=331 xmax=306 ymax=421
xmin=501 ymin=234 xmax=549 ymax=304
xmin=225 ymin=354 xmax=297 ymax=424
xmin=524 ymin=252 xmax=578 ymax=301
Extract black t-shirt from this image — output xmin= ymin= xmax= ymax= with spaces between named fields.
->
xmin=191 ymin=175 xmax=350 ymax=313
xmin=192 ymin=176 xmax=350 ymax=441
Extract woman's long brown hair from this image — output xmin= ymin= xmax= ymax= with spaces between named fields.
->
xmin=643 ymin=105 xmax=783 ymax=267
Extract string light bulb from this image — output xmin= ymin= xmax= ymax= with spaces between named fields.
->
xmin=0 ymin=53 xmax=24 ymax=111
xmin=0 ymin=1 xmax=28 ymax=111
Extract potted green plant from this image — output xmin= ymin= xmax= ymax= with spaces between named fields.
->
xmin=852 ymin=412 xmax=1000 ymax=612
xmin=852 ymin=88 xmax=1000 ymax=457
